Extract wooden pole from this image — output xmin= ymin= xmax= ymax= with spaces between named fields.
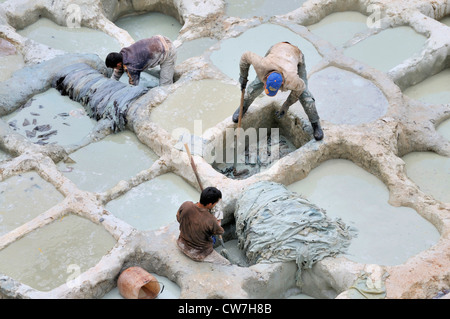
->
xmin=184 ymin=143 xmax=203 ymax=191
xmin=233 ymin=89 xmax=245 ymax=174
xmin=184 ymin=142 xmax=225 ymax=248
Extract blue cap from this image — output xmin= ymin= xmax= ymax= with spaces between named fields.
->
xmin=265 ymin=72 xmax=283 ymax=96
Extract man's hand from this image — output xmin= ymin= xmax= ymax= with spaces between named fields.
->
xmin=239 ymin=76 xmax=248 ymax=91
xmin=275 ymin=110 xmax=285 ymax=119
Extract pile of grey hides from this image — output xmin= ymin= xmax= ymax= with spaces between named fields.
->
xmin=235 ymin=181 xmax=356 ymax=286
xmin=51 ymin=63 xmax=148 ymax=132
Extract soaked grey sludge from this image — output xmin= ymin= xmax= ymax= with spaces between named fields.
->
xmin=52 ymin=63 xmax=148 ymax=131
xmin=235 ymin=181 xmax=356 ymax=287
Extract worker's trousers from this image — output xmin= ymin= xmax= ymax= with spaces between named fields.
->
xmin=158 ymin=44 xmax=177 ymax=86
xmin=143 ymin=46 xmax=177 ymax=86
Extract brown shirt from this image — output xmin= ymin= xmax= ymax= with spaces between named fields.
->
xmin=176 ymin=201 xmax=224 ymax=261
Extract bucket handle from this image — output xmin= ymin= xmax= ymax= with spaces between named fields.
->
xmin=154 ymin=281 xmax=165 ymax=299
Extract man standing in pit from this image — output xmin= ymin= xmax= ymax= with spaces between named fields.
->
xmin=232 ymin=41 xmax=323 ymax=141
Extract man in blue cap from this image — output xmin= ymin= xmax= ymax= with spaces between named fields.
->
xmin=232 ymin=41 xmax=323 ymax=141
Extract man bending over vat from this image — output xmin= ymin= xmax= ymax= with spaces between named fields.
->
xmin=176 ymin=187 xmax=230 ymax=265
xmin=105 ymin=35 xmax=176 ymax=87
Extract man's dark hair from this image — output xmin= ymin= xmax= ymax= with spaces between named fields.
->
xmin=199 ymin=187 xmax=222 ymax=206
xmin=105 ymin=52 xmax=123 ymax=68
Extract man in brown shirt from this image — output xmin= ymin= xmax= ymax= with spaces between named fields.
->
xmin=105 ymin=35 xmax=176 ymax=87
xmin=176 ymin=187 xmax=230 ymax=265
xmin=233 ymin=41 xmax=323 ymax=141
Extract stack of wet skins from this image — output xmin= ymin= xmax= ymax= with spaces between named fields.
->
xmin=52 ymin=63 xmax=148 ymax=132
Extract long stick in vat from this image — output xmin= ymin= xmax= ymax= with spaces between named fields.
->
xmin=233 ymin=89 xmax=249 ymax=177
xmin=184 ymin=142 xmax=203 ymax=191
xmin=236 ymin=89 xmax=245 ymax=136
xmin=184 ymin=142 xmax=225 ymax=248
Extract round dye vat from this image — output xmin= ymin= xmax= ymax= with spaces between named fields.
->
xmin=2 ymin=88 xmax=97 ymax=146
xmin=150 ymin=79 xmax=240 ymax=134
xmin=225 ymin=0 xmax=306 ymax=19
xmin=0 ymin=171 xmax=64 ymax=237
xmin=294 ymin=66 xmax=388 ymax=125
xmin=176 ymin=37 xmax=218 ymax=63
xmin=403 ymin=68 xmax=450 ymax=105
xmin=402 ymin=151 xmax=450 ymax=203
xmin=0 ymin=214 xmax=116 ymax=292
xmin=209 ymin=23 xmax=322 ymax=81
xmin=17 ymin=17 xmax=121 ymax=60
xmin=57 ymin=130 xmax=159 ymax=193
xmin=344 ymin=26 xmax=427 ymax=72
xmin=307 ymin=11 xmax=369 ymax=48
xmin=213 ymin=132 xmax=297 ymax=180
xmin=114 ymin=12 xmax=182 ymax=42
xmin=105 ymin=173 xmax=200 ymax=231
xmin=287 ymin=159 xmax=440 ymax=266
xmin=216 ymin=239 xmax=248 ymax=267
